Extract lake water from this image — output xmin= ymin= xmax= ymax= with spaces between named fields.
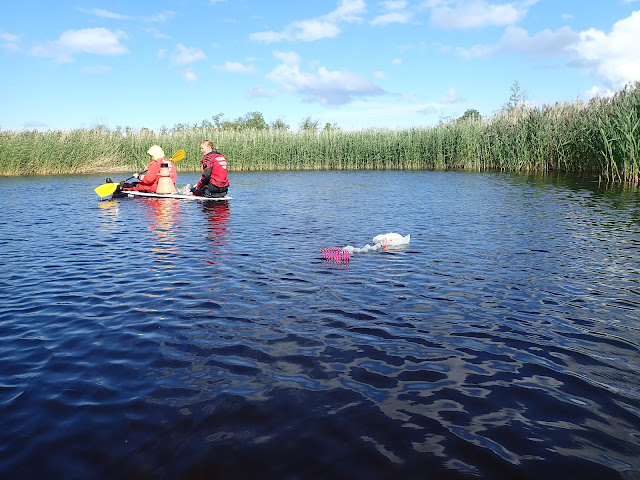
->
xmin=1 ymin=170 xmax=639 ymax=479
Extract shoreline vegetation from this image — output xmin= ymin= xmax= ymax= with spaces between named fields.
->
xmin=1 ymin=83 xmax=638 ymax=184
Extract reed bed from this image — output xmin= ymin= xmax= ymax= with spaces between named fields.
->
xmin=1 ymin=82 xmax=638 ymax=183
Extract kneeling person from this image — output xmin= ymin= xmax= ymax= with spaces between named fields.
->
xmin=191 ymin=140 xmax=229 ymax=198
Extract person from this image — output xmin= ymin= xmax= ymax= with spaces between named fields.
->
xmin=191 ymin=140 xmax=229 ymax=198
xmin=121 ymin=145 xmax=177 ymax=193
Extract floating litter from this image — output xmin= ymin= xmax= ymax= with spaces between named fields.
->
xmin=321 ymin=247 xmax=351 ymax=263
xmin=321 ymin=233 xmax=410 ymax=264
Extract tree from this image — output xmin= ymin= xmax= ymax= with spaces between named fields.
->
xmin=270 ymin=118 xmax=290 ymax=131
xmin=299 ymin=116 xmax=319 ymax=131
xmin=238 ymin=111 xmax=268 ymax=130
xmin=457 ymin=109 xmax=481 ymax=122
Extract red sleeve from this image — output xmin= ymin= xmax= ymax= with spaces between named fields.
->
xmin=141 ymin=161 xmax=160 ymax=186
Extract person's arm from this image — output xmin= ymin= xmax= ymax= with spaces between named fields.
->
xmin=139 ymin=161 xmax=159 ymax=186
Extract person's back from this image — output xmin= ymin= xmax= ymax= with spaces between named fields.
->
xmin=123 ymin=145 xmax=176 ymax=193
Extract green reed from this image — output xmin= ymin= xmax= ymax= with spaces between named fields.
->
xmin=1 ymin=82 xmax=639 ymax=183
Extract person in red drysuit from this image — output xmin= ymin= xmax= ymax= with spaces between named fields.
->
xmin=122 ymin=145 xmax=177 ymax=193
xmin=190 ymin=140 xmax=229 ymax=198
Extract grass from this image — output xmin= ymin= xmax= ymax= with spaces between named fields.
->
xmin=1 ymin=82 xmax=639 ymax=184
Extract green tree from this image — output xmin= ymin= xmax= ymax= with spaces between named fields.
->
xmin=299 ymin=116 xmax=319 ymax=131
xmin=238 ymin=111 xmax=268 ymax=130
xmin=270 ymin=118 xmax=290 ymax=131
xmin=457 ymin=109 xmax=481 ymax=122
xmin=323 ymin=122 xmax=340 ymax=131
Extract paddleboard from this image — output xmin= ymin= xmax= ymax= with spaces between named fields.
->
xmin=115 ymin=190 xmax=231 ymax=201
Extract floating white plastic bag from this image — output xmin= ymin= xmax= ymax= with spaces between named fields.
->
xmin=371 ymin=232 xmax=411 ymax=249
xmin=341 ymin=232 xmax=411 ymax=255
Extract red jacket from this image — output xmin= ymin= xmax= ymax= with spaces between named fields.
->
xmin=196 ymin=151 xmax=229 ymax=190
xmin=130 ymin=158 xmax=177 ymax=192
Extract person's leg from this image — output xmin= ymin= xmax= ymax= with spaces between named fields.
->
xmin=204 ymin=185 xmax=228 ymax=198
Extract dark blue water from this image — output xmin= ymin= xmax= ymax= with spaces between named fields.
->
xmin=1 ymin=171 xmax=639 ymax=479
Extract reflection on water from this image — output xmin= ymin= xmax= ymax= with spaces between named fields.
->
xmin=140 ymin=198 xmax=182 ymax=260
xmin=0 ymin=171 xmax=639 ymax=480
xmin=202 ymin=202 xmax=231 ymax=265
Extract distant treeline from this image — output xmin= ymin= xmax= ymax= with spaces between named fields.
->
xmin=1 ymin=82 xmax=638 ymax=184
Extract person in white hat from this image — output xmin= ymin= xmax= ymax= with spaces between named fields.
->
xmin=122 ymin=145 xmax=177 ymax=193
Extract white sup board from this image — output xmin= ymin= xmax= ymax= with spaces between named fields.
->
xmin=118 ymin=190 xmax=231 ymax=201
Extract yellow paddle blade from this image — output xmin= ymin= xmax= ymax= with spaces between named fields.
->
xmin=94 ymin=182 xmax=118 ymax=198
xmin=171 ymin=149 xmax=185 ymax=162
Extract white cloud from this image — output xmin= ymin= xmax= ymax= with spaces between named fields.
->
xmin=371 ymin=0 xmax=413 ymax=25
xmin=500 ymin=25 xmax=578 ymax=57
xmin=181 ymin=69 xmax=199 ymax=83
xmin=426 ymin=0 xmax=538 ymax=29
xmin=213 ymin=61 xmax=256 ymax=74
xmin=383 ymin=0 xmax=408 ymax=8
xmin=250 ymin=0 xmax=365 ymax=42
xmin=568 ymin=10 xmax=640 ymax=90
xmin=373 ymin=70 xmax=386 ymax=78
xmin=147 ymin=11 xmax=177 ymax=23
xmin=81 ymin=8 xmax=175 ymax=23
xmin=83 ymin=8 xmax=133 ymax=20
xmin=440 ymin=87 xmax=460 ymax=103
xmin=456 ymin=43 xmax=496 ymax=58
xmin=371 ymin=12 xmax=413 ymax=25
xmin=1 ymin=30 xmax=20 ymax=52
xmin=392 ymin=58 xmax=402 ymax=64
xmin=266 ymin=50 xmax=386 ymax=105
xmin=144 ymin=27 xmax=171 ymax=39
xmin=171 ymin=43 xmax=206 ymax=65
xmin=247 ymin=85 xmax=278 ymax=99
xmin=31 ymin=28 xmax=128 ymax=62
xmin=585 ymin=85 xmax=615 ymax=99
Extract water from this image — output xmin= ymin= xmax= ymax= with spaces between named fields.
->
xmin=1 ymin=171 xmax=639 ymax=479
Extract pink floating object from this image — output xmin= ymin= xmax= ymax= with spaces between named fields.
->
xmin=321 ymin=247 xmax=350 ymax=263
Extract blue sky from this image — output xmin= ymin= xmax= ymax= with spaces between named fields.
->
xmin=2 ymin=0 xmax=640 ymax=132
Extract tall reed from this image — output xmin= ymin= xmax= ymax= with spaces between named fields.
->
xmin=1 ymin=83 xmax=638 ymax=183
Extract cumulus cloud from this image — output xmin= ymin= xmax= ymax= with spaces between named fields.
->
xmin=213 ymin=61 xmax=256 ymax=74
xmin=425 ymin=0 xmax=538 ymax=29
xmin=500 ymin=25 xmax=578 ymax=57
xmin=171 ymin=43 xmax=206 ymax=65
xmin=568 ymin=10 xmax=640 ymax=90
xmin=495 ymin=10 xmax=640 ymax=91
xmin=266 ymin=50 xmax=386 ymax=105
xmin=250 ymin=0 xmax=365 ymax=42
xmin=30 ymin=28 xmax=128 ymax=62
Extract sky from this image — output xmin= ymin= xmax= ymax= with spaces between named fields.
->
xmin=1 ymin=0 xmax=640 ymax=132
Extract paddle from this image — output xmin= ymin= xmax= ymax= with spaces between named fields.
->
xmin=94 ymin=150 xmax=185 ymax=198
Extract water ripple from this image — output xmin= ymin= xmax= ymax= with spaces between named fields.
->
xmin=1 ymin=172 xmax=639 ymax=479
